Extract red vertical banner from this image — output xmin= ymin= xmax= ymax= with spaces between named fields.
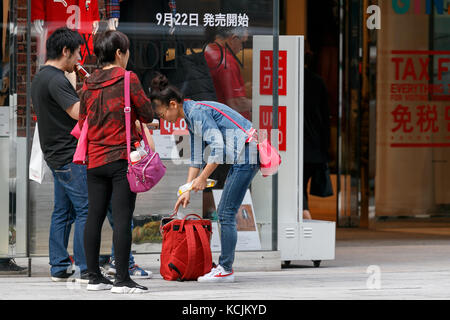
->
xmin=259 ymin=50 xmax=287 ymax=96
xmin=259 ymin=106 xmax=287 ymax=151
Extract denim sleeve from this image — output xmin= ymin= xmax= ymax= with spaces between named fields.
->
xmin=189 ymin=128 xmax=205 ymax=169
xmin=189 ymin=109 xmax=225 ymax=166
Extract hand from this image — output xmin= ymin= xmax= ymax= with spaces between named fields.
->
xmin=191 ymin=176 xmax=207 ymax=192
xmin=174 ymin=192 xmax=190 ymax=213
xmin=92 ymin=21 xmax=99 ymax=34
xmin=108 ymin=18 xmax=119 ymax=30
xmin=34 ymin=20 xmax=44 ymax=34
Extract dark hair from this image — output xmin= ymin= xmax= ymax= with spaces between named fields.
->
xmin=149 ymin=72 xmax=184 ymax=108
xmin=93 ymin=30 xmax=130 ymax=67
xmin=46 ymin=27 xmax=83 ymax=60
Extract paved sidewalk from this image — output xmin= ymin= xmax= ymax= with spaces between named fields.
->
xmin=1 ymin=227 xmax=450 ymax=300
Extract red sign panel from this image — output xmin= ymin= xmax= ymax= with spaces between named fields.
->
xmin=389 ymin=50 xmax=450 ymax=148
xmin=259 ymin=106 xmax=287 ymax=151
xmin=259 ymin=50 xmax=287 ymax=96
xmin=159 ymin=118 xmax=189 ymax=135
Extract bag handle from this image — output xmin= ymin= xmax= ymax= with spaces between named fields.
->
xmin=179 ymin=213 xmax=202 ymax=233
xmin=196 ymin=102 xmax=257 ymax=143
xmin=124 ymin=71 xmax=152 ymax=165
xmin=159 ymin=212 xmax=202 ymax=235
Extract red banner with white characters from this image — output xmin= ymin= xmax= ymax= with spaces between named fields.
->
xmin=259 ymin=106 xmax=287 ymax=151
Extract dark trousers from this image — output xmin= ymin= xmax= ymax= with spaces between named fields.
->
xmin=84 ymin=160 xmax=136 ymax=283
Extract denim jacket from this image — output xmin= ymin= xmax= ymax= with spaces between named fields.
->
xmin=183 ymin=99 xmax=257 ymax=168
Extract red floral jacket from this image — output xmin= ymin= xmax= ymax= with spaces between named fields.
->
xmin=78 ymin=67 xmax=154 ymax=169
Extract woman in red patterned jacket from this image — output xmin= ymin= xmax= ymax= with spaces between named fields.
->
xmin=78 ymin=30 xmax=153 ymax=294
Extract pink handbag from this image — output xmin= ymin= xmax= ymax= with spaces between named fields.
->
xmin=197 ymin=102 xmax=281 ymax=177
xmin=72 ymin=120 xmax=88 ymax=164
xmin=124 ymin=71 xmax=166 ymax=193
xmin=71 ymin=123 xmax=82 ymax=139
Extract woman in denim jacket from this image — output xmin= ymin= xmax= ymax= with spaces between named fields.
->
xmin=150 ymin=73 xmax=259 ymax=283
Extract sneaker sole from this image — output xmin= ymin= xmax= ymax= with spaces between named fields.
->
xmin=75 ymin=278 xmax=90 ymax=284
xmin=110 ymin=286 xmax=148 ymax=294
xmin=87 ymin=283 xmax=113 ymax=291
xmin=198 ymin=275 xmax=235 ymax=283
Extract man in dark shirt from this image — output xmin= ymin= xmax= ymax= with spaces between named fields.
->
xmin=31 ymin=27 xmax=88 ymax=282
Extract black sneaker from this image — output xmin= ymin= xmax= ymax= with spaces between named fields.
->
xmin=75 ymin=270 xmax=91 ymax=284
xmin=51 ymin=269 xmax=75 ymax=282
xmin=111 ymin=279 xmax=148 ymax=294
xmin=0 ymin=259 xmax=27 ymax=275
xmin=87 ymin=274 xmax=114 ymax=291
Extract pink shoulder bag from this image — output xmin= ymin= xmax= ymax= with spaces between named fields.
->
xmin=124 ymin=71 xmax=166 ymax=193
xmin=72 ymin=121 xmax=88 ymax=164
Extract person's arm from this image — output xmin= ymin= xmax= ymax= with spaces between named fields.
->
xmin=135 ymin=121 xmax=155 ymax=152
xmin=174 ymin=166 xmax=201 ymax=213
xmin=66 ymin=101 xmax=80 ymax=120
xmin=49 ymin=76 xmax=80 ymax=120
xmin=190 ymin=108 xmax=225 ymax=166
xmin=192 ymin=163 xmax=219 ymax=191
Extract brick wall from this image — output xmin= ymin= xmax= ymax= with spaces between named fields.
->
xmin=15 ymin=0 xmax=106 ymax=136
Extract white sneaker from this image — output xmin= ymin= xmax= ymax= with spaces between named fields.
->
xmin=197 ymin=265 xmax=235 ymax=283
xmin=110 ymin=280 xmax=148 ymax=294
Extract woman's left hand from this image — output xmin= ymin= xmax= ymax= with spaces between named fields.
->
xmin=191 ymin=176 xmax=207 ymax=192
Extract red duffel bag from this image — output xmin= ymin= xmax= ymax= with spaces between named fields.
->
xmin=160 ymin=214 xmax=213 ymax=281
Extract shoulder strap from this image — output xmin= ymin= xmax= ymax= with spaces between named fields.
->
xmin=195 ymin=223 xmax=213 ymax=275
xmin=124 ymin=71 xmax=132 ymax=164
xmin=183 ymin=223 xmax=197 ymax=280
xmin=196 ymin=102 xmax=257 ymax=143
xmin=124 ymin=70 xmax=152 ymax=158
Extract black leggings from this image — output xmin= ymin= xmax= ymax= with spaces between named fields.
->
xmin=84 ymin=160 xmax=136 ymax=283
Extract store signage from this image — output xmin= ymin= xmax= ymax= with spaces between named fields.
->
xmin=156 ymin=12 xmax=249 ymax=27
xmin=259 ymin=50 xmax=287 ymax=96
xmin=389 ymin=50 xmax=450 ymax=147
xmin=392 ymin=0 xmax=449 ymax=15
xmin=259 ymin=106 xmax=287 ymax=151
xmin=159 ymin=118 xmax=189 ymax=135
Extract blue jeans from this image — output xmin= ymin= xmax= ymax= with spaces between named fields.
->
xmin=49 ymin=163 xmax=88 ymax=276
xmin=217 ymin=146 xmax=260 ymax=272
xmin=106 ymin=207 xmax=135 ymax=268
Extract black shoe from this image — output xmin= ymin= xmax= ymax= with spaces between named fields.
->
xmin=111 ymin=279 xmax=148 ymax=294
xmin=75 ymin=270 xmax=91 ymax=284
xmin=87 ymin=274 xmax=114 ymax=291
xmin=51 ymin=269 xmax=75 ymax=282
xmin=0 ymin=259 xmax=27 ymax=275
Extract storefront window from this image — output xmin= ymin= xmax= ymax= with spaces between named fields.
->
xmin=375 ymin=1 xmax=450 ymax=218
xmin=25 ymin=0 xmax=275 ymax=256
